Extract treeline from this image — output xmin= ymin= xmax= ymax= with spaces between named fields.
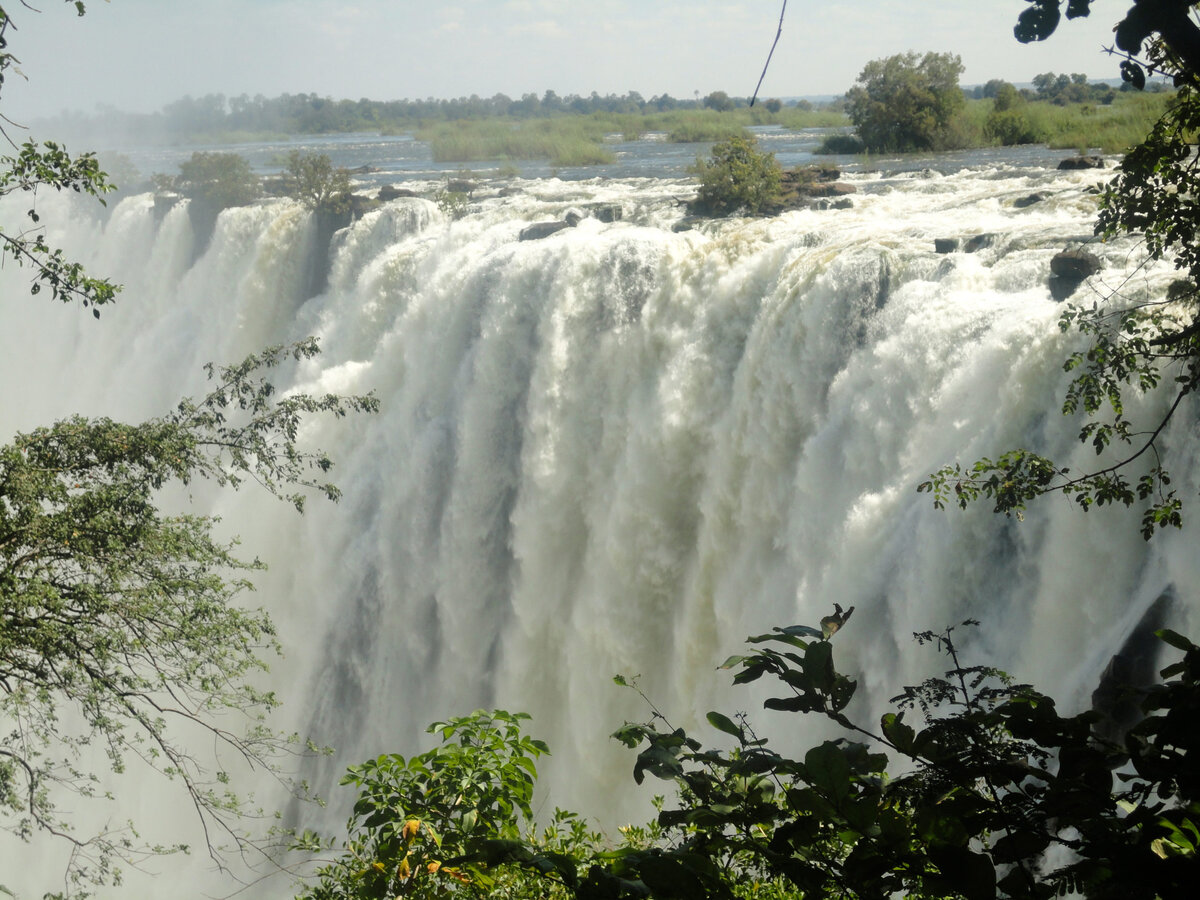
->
xmin=42 ymin=89 xmax=811 ymax=144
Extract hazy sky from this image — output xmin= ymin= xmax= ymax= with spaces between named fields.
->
xmin=5 ymin=1 xmax=1126 ymax=121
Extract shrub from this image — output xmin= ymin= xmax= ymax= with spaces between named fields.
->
xmin=285 ymin=151 xmax=352 ymax=215
xmin=174 ymin=151 xmax=260 ymax=210
xmin=815 ymin=132 xmax=867 ymax=154
xmin=689 ymin=134 xmax=783 ymax=216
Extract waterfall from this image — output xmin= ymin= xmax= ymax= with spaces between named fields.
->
xmin=3 ymin=162 xmax=1198 ymax=896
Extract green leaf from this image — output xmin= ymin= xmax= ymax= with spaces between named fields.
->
xmin=706 ymin=711 xmax=744 ymax=741
xmin=1156 ymin=629 xmax=1196 ymax=652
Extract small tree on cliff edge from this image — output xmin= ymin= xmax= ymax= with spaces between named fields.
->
xmin=846 ymin=51 xmax=966 ymax=153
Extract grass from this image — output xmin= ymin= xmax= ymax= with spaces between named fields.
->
xmin=414 ymin=107 xmax=853 ymax=165
xmin=1020 ymin=91 xmax=1174 ymax=152
xmin=417 ymin=118 xmax=616 ymax=166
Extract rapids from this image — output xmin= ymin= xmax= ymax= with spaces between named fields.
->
xmin=3 ymin=159 xmax=1198 ymax=895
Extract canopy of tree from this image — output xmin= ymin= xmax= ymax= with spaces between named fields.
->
xmin=845 ymin=52 xmax=966 ymax=153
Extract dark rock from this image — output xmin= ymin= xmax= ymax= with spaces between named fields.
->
xmin=378 ymin=184 xmax=417 ymax=201
xmin=964 ymin=233 xmax=998 ymax=253
xmin=934 ymin=238 xmax=959 ymax=254
xmin=586 ymin=202 xmax=623 ymax=223
xmin=805 ymin=181 xmax=857 ymax=198
xmin=814 ymin=198 xmax=854 ymax=210
xmin=1051 ymin=248 xmax=1102 ymax=280
xmin=673 ymin=217 xmax=704 ymax=233
xmin=446 ymin=179 xmax=477 ymax=194
xmin=1057 ymin=155 xmax=1105 ymax=170
xmin=499 ymin=186 xmax=522 ymax=197
xmin=1049 ymin=248 xmax=1102 ymax=299
xmin=348 ymin=164 xmax=378 ymax=175
xmin=519 ymin=220 xmax=572 ymax=241
xmin=1014 ymin=191 xmax=1051 ymax=208
xmin=564 ymin=208 xmax=585 ymax=227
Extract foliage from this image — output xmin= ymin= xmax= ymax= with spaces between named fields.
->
xmin=433 ymin=188 xmax=470 ymax=221
xmin=688 ymin=135 xmax=783 ymax=217
xmin=0 ymin=341 xmax=377 ymax=894
xmin=297 ymin=710 xmax=594 ymax=899
xmin=285 ymin=151 xmax=352 ymax=215
xmin=845 ymin=52 xmax=966 ymax=152
xmin=925 ymin=3 xmax=1200 ymax=536
xmin=0 ymin=6 xmax=378 ymax=895
xmin=173 ymin=151 xmax=262 ymax=211
xmin=586 ymin=622 xmax=1200 ymax=899
xmin=0 ymin=140 xmax=119 ymax=315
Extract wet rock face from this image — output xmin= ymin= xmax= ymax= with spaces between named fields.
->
xmin=1014 ymin=191 xmax=1052 ymax=208
xmin=1049 ymin=248 xmax=1102 ymax=299
xmin=1058 ymin=155 xmax=1105 ymax=170
xmin=519 ymin=220 xmax=572 ymax=241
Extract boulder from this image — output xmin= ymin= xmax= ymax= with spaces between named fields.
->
xmin=672 ymin=217 xmax=704 ymax=233
xmin=446 ymin=179 xmax=477 ymax=194
xmin=964 ymin=233 xmax=998 ymax=253
xmin=519 ymin=221 xmax=572 ymax=241
xmin=934 ymin=238 xmax=959 ymax=254
xmin=1051 ymin=248 xmax=1102 ymax=280
xmin=586 ymin=202 xmax=623 ymax=223
xmin=805 ymin=181 xmax=857 ymax=198
xmin=1050 ymin=248 xmax=1102 ymax=299
xmin=564 ymin=208 xmax=585 ymax=227
xmin=1014 ymin=191 xmax=1051 ymax=209
xmin=1058 ymin=155 xmax=1105 ymax=170
xmin=814 ymin=198 xmax=854 ymax=210
xmin=378 ymin=184 xmax=416 ymax=201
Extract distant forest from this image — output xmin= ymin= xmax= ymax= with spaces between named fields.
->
xmin=40 ymin=89 xmax=802 ymax=144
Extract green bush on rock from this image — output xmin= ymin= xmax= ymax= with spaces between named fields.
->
xmin=688 ymin=134 xmax=783 ymax=217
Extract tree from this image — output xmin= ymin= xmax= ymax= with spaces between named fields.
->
xmin=845 ymin=52 xmax=965 ymax=152
xmin=923 ymin=3 xmax=1200 ymax=536
xmin=285 ymin=151 xmax=352 ymax=216
xmin=702 ymin=90 xmax=735 ymax=112
xmin=173 ymin=150 xmax=262 ymax=211
xmin=688 ymin=134 xmax=783 ymax=217
xmin=0 ymin=4 xmax=376 ymax=894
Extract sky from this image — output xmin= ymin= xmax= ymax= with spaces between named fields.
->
xmin=3 ymin=1 xmax=1127 ymax=121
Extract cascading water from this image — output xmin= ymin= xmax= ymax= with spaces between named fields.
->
xmin=3 ymin=157 xmax=1199 ymax=896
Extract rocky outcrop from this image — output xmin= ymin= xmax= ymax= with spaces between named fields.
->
xmin=585 ymin=203 xmax=623 ymax=223
xmin=378 ymin=184 xmax=417 ymax=201
xmin=1050 ymin=247 xmax=1102 ymax=299
xmin=1058 ymin=155 xmax=1105 ymax=170
xmin=1014 ymin=191 xmax=1051 ymax=208
xmin=446 ymin=179 xmax=477 ymax=195
xmin=519 ymin=221 xmax=572 ymax=242
xmin=519 ymin=205 xmax=624 ymax=241
xmin=964 ymin=233 xmax=998 ymax=253
xmin=934 ymin=238 xmax=959 ymax=254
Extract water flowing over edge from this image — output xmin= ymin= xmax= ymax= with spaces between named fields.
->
xmin=3 ymin=163 xmax=1198 ymax=897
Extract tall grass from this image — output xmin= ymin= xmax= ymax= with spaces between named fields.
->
xmin=418 ymin=118 xmax=615 ymax=166
xmin=1020 ymin=91 xmax=1173 ymax=152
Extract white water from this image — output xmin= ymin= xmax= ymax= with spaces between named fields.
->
xmin=3 ymin=163 xmax=1199 ymax=896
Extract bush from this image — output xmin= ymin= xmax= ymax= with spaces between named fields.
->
xmin=815 ymin=132 xmax=867 ymax=154
xmin=174 ymin=151 xmax=260 ymax=210
xmin=689 ymin=134 xmax=783 ymax=216
xmin=297 ymin=710 xmax=599 ymax=899
xmin=986 ymin=108 xmax=1046 ymax=145
xmin=285 ymin=151 xmax=352 ymax=215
